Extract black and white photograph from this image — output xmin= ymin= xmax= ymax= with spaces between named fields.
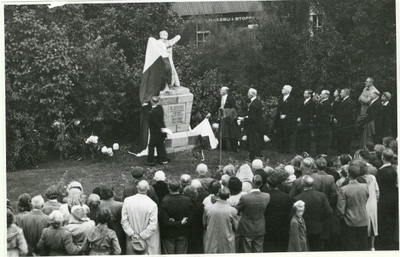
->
xmin=1 ymin=0 xmax=399 ymax=255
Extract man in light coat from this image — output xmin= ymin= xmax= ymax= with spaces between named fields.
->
xmin=121 ymin=180 xmax=161 ymax=255
xmin=203 ymin=187 xmax=239 ymax=253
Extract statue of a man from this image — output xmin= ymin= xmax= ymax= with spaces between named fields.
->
xmin=158 ymin=30 xmax=181 ymax=91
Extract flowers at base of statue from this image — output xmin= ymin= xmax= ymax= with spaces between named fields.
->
xmin=85 ymin=135 xmax=98 ymax=144
xmin=107 ymin=148 xmax=113 ymax=157
xmin=212 ymin=123 xmax=219 ymax=130
xmin=101 ymin=146 xmax=107 ymax=154
xmin=113 ymin=143 xmax=119 ymax=150
xmin=74 ymin=120 xmax=81 ymax=126
xmin=242 ymin=135 xmax=247 ymax=141
xmin=264 ymin=135 xmax=271 ymax=142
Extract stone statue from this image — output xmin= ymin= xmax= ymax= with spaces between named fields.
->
xmin=158 ymin=30 xmax=181 ymax=91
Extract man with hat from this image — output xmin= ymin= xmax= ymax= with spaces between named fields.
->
xmin=147 ymin=95 xmax=170 ymax=166
xmin=122 ymin=166 xmax=159 ymax=204
xmin=152 ymin=170 xmax=169 ymax=203
xmin=121 ymin=180 xmax=161 ymax=255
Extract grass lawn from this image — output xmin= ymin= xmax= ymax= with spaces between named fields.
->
xmin=6 ymin=144 xmax=295 ymax=205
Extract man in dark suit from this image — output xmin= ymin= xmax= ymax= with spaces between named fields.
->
xmin=159 ymin=179 xmax=192 ymax=254
xmin=314 ymin=90 xmax=331 ymax=155
xmin=262 ymin=170 xmax=292 ymax=252
xmin=236 ymin=175 xmax=270 ymax=253
xmin=359 ymin=92 xmax=383 ymax=145
xmin=207 ymin=87 xmax=240 ymax=151
xmin=334 ymin=88 xmax=356 ymax=154
xmin=296 ymin=89 xmax=315 ymax=154
xmin=375 ymin=149 xmax=399 ymax=250
xmin=337 ymin=162 xmax=369 ymax=251
xmin=239 ymin=88 xmax=263 ymax=161
xmin=275 ymin=85 xmax=297 ymax=153
xmin=381 ymin=92 xmax=393 ymax=138
xmin=147 ymin=96 xmax=169 ymax=165
xmin=294 ymin=175 xmax=332 ymax=251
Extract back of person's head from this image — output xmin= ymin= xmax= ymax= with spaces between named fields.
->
xmin=49 ymin=210 xmax=64 ymax=228
xmin=300 ymin=157 xmax=315 ymax=173
xmin=67 ymin=188 xmax=83 ymax=207
xmin=252 ymin=174 xmax=263 ymax=189
xmin=191 ymin=179 xmax=202 ymax=189
xmin=389 ymin=140 xmax=398 ymax=154
xmin=358 ymin=149 xmax=370 ymax=161
xmin=88 ymin=194 xmax=101 ymax=208
xmin=291 ymin=155 xmax=304 ymax=168
xmin=374 ymin=144 xmax=386 ymax=157
xmin=168 ymin=179 xmax=181 ymax=193
xmin=99 ymin=185 xmax=114 ymax=200
xmin=340 ymin=165 xmax=349 ymax=178
xmin=316 ymin=157 xmax=327 ymax=171
xmin=339 ymin=154 xmax=352 ymax=166
xmin=352 ymin=159 xmax=367 ymax=176
xmin=180 ymin=174 xmax=191 ymax=185
xmin=7 ymin=209 xmax=14 ymax=228
xmin=267 ymin=170 xmax=284 ymax=189
xmin=382 ymin=91 xmax=391 ymax=101
xmin=223 ymin=164 xmax=236 ymax=177
xmin=301 ymin=175 xmax=314 ymax=189
xmin=183 ymin=185 xmax=198 ymax=202
xmin=97 ymin=208 xmax=112 ymax=224
xmin=45 ymin=185 xmax=61 ymax=200
xmin=383 ymin=137 xmax=395 ymax=148
xmin=227 ymin=177 xmax=242 ymax=195
xmin=17 ymin=193 xmax=32 ymax=213
xmin=220 ymin=174 xmax=230 ymax=187
xmin=348 ymin=162 xmax=361 ymax=179
xmin=92 ymin=186 xmax=102 ymax=197
xmin=154 ymin=170 xmax=166 ymax=182
xmin=366 ymin=141 xmax=375 ymax=152
xmin=137 ymin=180 xmax=149 ymax=193
xmin=382 ymin=149 xmax=394 ymax=162
xmin=251 ymin=159 xmax=263 ymax=170
xmin=196 ymin=163 xmax=208 ymax=175
xmin=210 ymin=181 xmax=222 ymax=195
xmin=284 ymin=165 xmax=295 ymax=176
xmin=218 ymin=187 xmax=231 ymax=200
xmin=31 ymin=195 xmax=44 ymax=210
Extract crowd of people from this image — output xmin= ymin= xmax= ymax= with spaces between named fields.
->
xmin=7 ymin=136 xmax=399 ymax=255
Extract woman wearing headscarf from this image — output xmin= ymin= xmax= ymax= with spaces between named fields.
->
xmin=7 ymin=209 xmax=28 ymax=257
xmin=59 ymin=181 xmax=90 ymax=223
xmin=36 ymin=210 xmax=81 ymax=256
xmin=65 ymin=205 xmax=95 ymax=246
xmin=81 ymin=208 xmax=121 ymax=255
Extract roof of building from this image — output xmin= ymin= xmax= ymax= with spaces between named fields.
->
xmin=172 ymin=1 xmax=265 ymax=16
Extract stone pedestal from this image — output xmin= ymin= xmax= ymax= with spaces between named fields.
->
xmin=159 ymin=87 xmax=197 ymax=154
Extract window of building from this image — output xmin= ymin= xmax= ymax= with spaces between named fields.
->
xmin=311 ymin=14 xmax=323 ymax=30
xmin=196 ymin=24 xmax=210 ymax=46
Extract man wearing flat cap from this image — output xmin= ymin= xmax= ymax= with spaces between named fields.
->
xmin=122 ymin=166 xmax=159 ymax=204
xmin=147 ymin=95 xmax=169 ymax=166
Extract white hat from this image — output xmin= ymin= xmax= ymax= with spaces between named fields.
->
xmin=154 ymin=171 xmax=166 ymax=181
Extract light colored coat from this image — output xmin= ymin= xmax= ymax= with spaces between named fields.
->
xmin=288 ymin=215 xmax=309 ymax=252
xmin=121 ymin=193 xmax=161 ymax=255
xmin=363 ymin=174 xmax=380 ymax=236
xmin=203 ymin=200 xmax=239 ymax=253
xmin=7 ymin=224 xmax=28 ymax=257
